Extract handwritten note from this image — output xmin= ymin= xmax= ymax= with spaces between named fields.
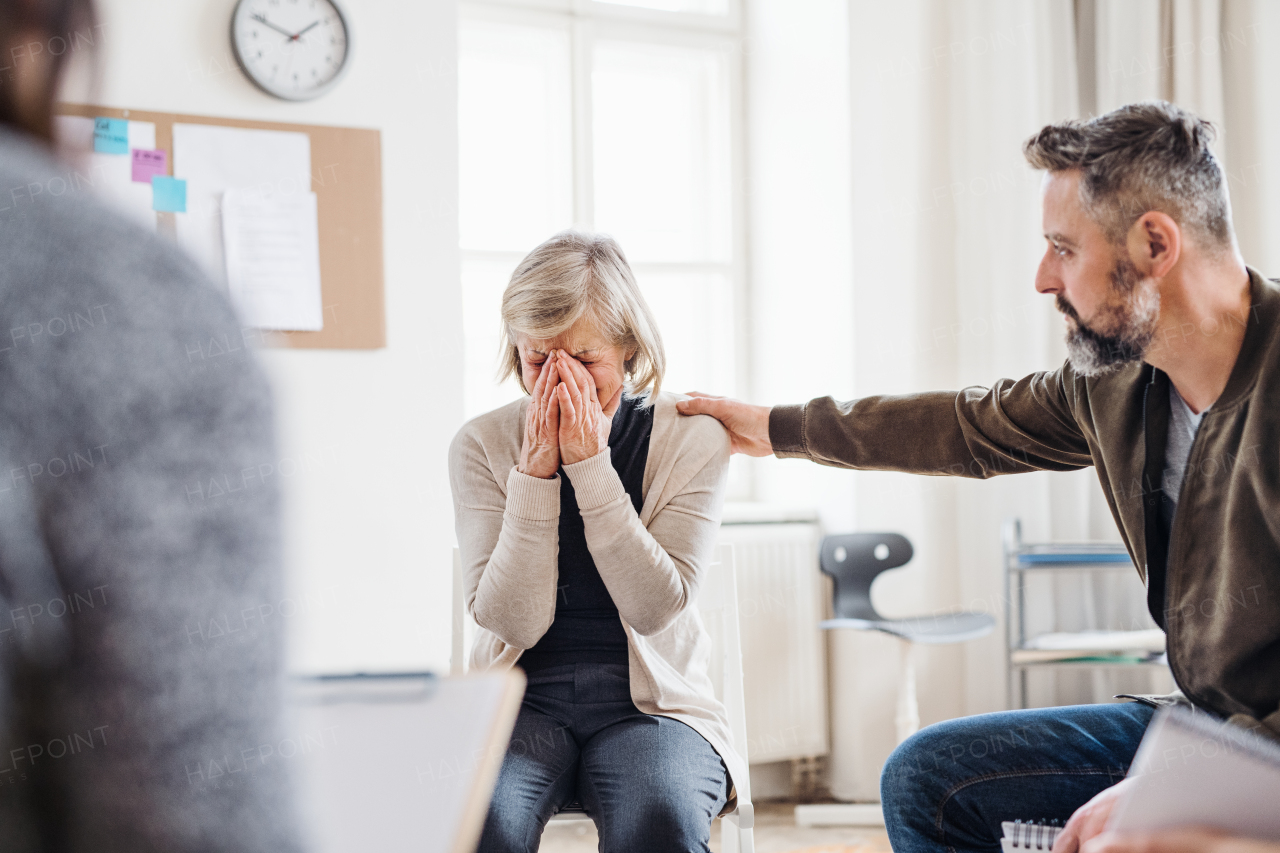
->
xmin=131 ymin=149 xmax=167 ymax=183
xmin=221 ymin=189 xmax=323 ymax=330
xmin=92 ymin=117 xmax=128 ymax=154
xmin=151 ymin=176 xmax=187 ymax=213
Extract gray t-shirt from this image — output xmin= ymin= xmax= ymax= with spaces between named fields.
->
xmin=1163 ymin=383 xmax=1207 ymax=519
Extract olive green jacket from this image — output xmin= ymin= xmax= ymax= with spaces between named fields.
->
xmin=770 ymin=268 xmax=1280 ymax=738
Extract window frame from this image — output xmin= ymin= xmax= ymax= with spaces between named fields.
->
xmin=463 ymin=0 xmax=743 ymax=35
xmin=458 ymin=0 xmax=751 ymax=497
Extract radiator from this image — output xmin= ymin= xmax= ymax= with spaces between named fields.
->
xmin=718 ymin=521 xmax=829 ymax=764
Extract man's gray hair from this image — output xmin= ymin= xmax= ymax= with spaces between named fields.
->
xmin=498 ymin=230 xmax=666 ymax=403
xmin=1023 ymin=101 xmax=1233 ymax=252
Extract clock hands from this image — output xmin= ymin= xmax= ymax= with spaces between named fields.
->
xmin=250 ymin=13 xmax=321 ymax=43
xmin=251 ymin=13 xmax=294 ymax=39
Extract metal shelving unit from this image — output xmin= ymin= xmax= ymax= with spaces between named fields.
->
xmin=1003 ymin=518 xmax=1169 ymax=709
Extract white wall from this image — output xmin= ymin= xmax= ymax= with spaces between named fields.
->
xmin=828 ymin=0 xmax=1093 ymax=800
xmin=745 ymin=1 xmax=856 ymax=529
xmin=92 ymin=0 xmax=462 ymax=674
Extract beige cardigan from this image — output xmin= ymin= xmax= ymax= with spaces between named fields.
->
xmin=448 ymin=391 xmax=746 ymax=804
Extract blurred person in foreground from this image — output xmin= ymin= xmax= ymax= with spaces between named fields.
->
xmin=450 ymin=231 xmax=744 ymax=852
xmin=678 ymin=101 xmax=1280 ymax=852
xmin=0 ymin=2 xmax=301 ymax=850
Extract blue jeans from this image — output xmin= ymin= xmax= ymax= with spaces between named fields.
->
xmin=881 ymin=702 xmax=1155 ymax=853
xmin=479 ymin=663 xmax=729 ymax=853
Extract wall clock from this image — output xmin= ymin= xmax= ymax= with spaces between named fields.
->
xmin=231 ymin=0 xmax=351 ymax=101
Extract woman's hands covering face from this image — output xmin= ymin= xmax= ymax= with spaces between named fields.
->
xmin=556 ymin=351 xmax=622 ymax=465
xmin=517 ymin=356 xmax=562 ymax=479
xmin=517 ymin=350 xmax=624 ymax=476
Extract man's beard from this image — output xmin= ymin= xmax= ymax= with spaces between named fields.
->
xmin=1057 ymin=257 xmax=1160 ymax=377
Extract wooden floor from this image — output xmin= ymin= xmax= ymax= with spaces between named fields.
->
xmin=538 ymin=801 xmax=892 ymax=853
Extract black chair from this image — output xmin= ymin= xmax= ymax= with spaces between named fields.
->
xmin=818 ymin=532 xmax=995 ymax=741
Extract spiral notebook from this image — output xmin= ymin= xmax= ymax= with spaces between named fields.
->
xmin=1001 ymin=820 xmax=1062 ymax=852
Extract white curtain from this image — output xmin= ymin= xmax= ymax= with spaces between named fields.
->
xmin=822 ymin=0 xmax=1278 ymax=801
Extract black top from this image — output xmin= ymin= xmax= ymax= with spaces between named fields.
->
xmin=519 ymin=396 xmax=654 ymax=673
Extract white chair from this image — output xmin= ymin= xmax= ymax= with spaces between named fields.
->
xmin=451 ymin=545 xmax=755 ymax=852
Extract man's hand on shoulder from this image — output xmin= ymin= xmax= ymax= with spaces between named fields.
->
xmin=676 ymin=393 xmax=774 ymax=457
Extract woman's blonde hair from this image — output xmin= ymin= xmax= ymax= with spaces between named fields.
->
xmin=498 ymin=230 xmax=666 ymax=404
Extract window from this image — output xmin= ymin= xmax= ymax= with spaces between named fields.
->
xmin=457 ymin=0 xmax=746 ymax=435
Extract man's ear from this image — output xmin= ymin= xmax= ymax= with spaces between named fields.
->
xmin=1125 ymin=211 xmax=1181 ymax=277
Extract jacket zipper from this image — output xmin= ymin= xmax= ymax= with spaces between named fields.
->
xmin=1162 ymin=384 xmax=1211 ymax=711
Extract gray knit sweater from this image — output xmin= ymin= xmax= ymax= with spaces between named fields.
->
xmin=0 ymin=127 xmax=302 ymax=851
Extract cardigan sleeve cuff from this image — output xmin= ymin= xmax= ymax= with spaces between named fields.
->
xmin=562 ymin=449 xmax=627 ymax=511
xmin=769 ymin=404 xmax=808 ymax=458
xmin=504 ymin=466 xmax=561 ymax=522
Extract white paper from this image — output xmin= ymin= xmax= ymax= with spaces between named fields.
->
xmin=52 ymin=116 xmax=157 ymax=231
xmin=221 ymin=189 xmax=323 ymax=331
xmin=172 ymin=123 xmax=311 ymax=292
xmin=1112 ymin=708 xmax=1280 ymax=838
xmin=1023 ymin=628 xmax=1165 ymax=652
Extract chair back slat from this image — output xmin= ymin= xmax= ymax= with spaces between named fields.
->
xmin=450 ymin=547 xmax=476 ymax=676
xmin=697 ymin=544 xmax=752 ymax=803
xmin=820 ymin=533 xmax=913 ymax=622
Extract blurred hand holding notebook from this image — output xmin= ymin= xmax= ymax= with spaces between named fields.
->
xmin=1109 ymin=706 xmax=1280 ymax=839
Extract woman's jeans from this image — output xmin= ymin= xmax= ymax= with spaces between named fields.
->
xmin=881 ymin=702 xmax=1155 ymax=853
xmin=478 ymin=663 xmax=729 ymax=853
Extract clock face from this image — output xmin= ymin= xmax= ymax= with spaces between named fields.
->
xmin=231 ymin=0 xmax=350 ymax=101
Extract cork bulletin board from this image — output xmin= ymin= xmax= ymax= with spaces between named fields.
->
xmin=57 ymin=103 xmax=385 ymax=350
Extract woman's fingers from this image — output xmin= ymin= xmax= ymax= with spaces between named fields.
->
xmin=581 ymin=361 xmax=599 ymax=406
xmin=546 ymin=383 xmax=561 ymax=430
xmin=556 ymin=352 xmax=599 ymax=413
xmin=524 ymin=392 xmax=541 ymax=440
xmin=532 ymin=356 xmax=547 ymax=397
xmin=557 ymin=382 xmax=575 ymax=423
xmin=563 ymin=366 xmax=586 ymax=416
xmin=541 ymin=359 xmax=560 ymax=404
xmin=559 ymin=352 xmax=593 ymax=396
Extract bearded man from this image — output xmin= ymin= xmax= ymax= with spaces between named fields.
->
xmin=678 ymin=101 xmax=1280 ymax=853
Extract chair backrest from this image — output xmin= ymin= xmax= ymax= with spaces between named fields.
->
xmin=820 ymin=532 xmax=913 ymax=621
xmin=451 ymin=547 xmax=476 ymax=676
xmin=696 ymin=544 xmax=753 ymax=806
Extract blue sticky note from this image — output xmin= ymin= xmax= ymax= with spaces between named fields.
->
xmin=151 ymin=176 xmax=187 ymax=213
xmin=92 ymin=117 xmax=128 ymax=154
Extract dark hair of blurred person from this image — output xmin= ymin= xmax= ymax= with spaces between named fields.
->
xmin=0 ymin=0 xmax=96 ymax=139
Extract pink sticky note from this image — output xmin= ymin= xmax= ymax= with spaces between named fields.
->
xmin=131 ymin=148 xmax=167 ymax=183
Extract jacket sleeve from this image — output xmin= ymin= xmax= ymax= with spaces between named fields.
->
xmin=449 ymin=428 xmax=561 ymax=650
xmin=768 ymin=364 xmax=1094 ymax=477
xmin=563 ymin=420 xmax=729 ymax=636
